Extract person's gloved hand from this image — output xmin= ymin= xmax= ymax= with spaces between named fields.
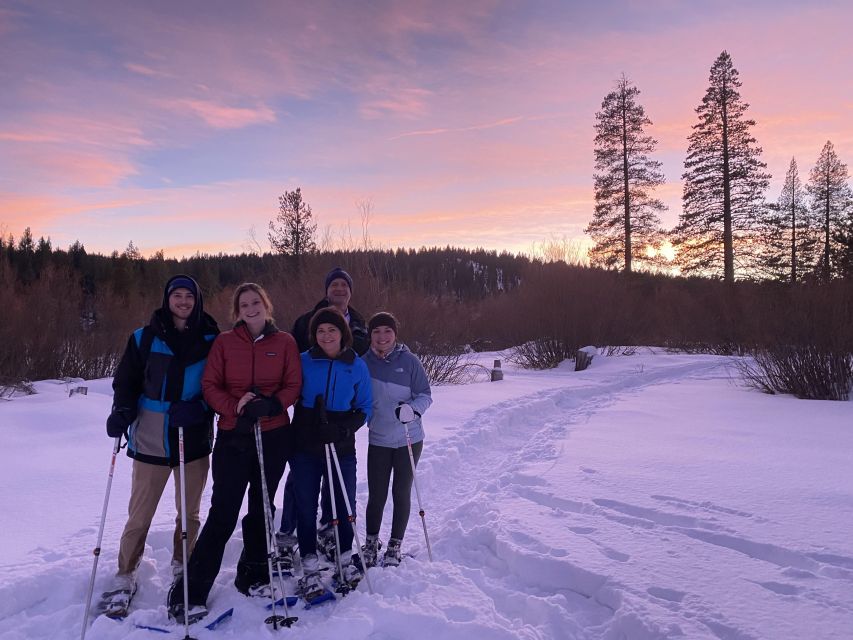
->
xmin=318 ymin=422 xmax=348 ymax=444
xmin=395 ymin=403 xmax=418 ymax=424
xmin=234 ymin=413 xmax=256 ymax=434
xmin=106 ymin=407 xmax=136 ymax=438
xmin=242 ymin=396 xmax=283 ymax=419
xmin=168 ymin=399 xmax=207 ymax=429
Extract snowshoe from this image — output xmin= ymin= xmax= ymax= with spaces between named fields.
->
xmin=296 ymin=571 xmax=334 ymax=606
xmin=167 ymin=602 xmax=209 ymax=625
xmin=383 ymin=538 xmax=402 ymax=567
xmin=99 ymin=575 xmax=137 ymax=619
xmin=362 ymin=535 xmax=382 ymax=568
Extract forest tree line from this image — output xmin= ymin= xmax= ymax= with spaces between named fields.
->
xmin=1 ymin=234 xmax=851 ymax=397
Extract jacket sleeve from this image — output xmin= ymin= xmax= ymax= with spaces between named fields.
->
xmin=292 ymin=314 xmax=311 ymax=354
xmin=350 ymin=358 xmax=374 ymax=422
xmin=408 ymin=353 xmax=433 ymax=417
xmin=112 ymin=332 xmax=144 ymax=410
xmin=202 ymin=336 xmax=239 ymax=418
xmin=327 ymin=409 xmax=367 ymax=433
xmin=274 ymin=333 xmax=302 ymax=412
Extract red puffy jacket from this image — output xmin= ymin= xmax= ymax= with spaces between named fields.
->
xmin=202 ymin=322 xmax=301 ymax=432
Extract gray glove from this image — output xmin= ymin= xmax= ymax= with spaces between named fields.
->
xmin=395 ymin=403 xmax=417 ymax=424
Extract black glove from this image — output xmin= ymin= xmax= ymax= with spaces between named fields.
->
xmin=242 ymin=396 xmax=283 ymax=419
xmin=106 ymin=407 xmax=136 ymax=438
xmin=168 ymin=399 xmax=207 ymax=429
xmin=328 ymin=409 xmax=366 ymax=433
xmin=318 ymin=421 xmax=348 ymax=444
xmin=234 ymin=413 xmax=256 ymax=434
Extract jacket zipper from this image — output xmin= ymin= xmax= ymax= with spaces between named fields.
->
xmin=323 ymin=360 xmax=334 ymax=406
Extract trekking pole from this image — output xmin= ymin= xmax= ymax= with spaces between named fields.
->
xmin=316 ymin=396 xmax=347 ymax=591
xmin=253 ymin=420 xmax=297 ymax=629
xmin=80 ymin=436 xmax=122 ymax=640
xmin=176 ymin=426 xmax=197 ymax=640
xmin=329 ymin=443 xmax=373 ymax=594
xmin=323 ymin=444 xmax=347 ymax=592
xmin=402 ymin=422 xmax=433 ymax=562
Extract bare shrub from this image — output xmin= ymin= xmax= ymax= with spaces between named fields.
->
xmin=0 ymin=380 xmax=35 ymax=398
xmin=734 ymin=346 xmax=853 ymax=401
xmin=507 ymin=337 xmax=575 ymax=370
xmin=412 ymin=343 xmax=488 ymax=385
xmin=55 ymin=340 xmax=122 ymax=380
xmin=602 ymin=345 xmax=637 ymax=356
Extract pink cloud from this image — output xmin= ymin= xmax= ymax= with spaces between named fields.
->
xmin=172 ymin=99 xmax=277 ymax=129
xmin=390 ymin=116 xmax=525 ymax=140
xmin=360 ymin=88 xmax=434 ymax=120
xmin=124 ymin=62 xmax=171 ymax=78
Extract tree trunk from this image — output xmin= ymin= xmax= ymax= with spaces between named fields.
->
xmin=790 ymin=182 xmax=797 ymax=283
xmin=622 ymin=94 xmax=632 ymax=274
xmin=721 ymin=83 xmax=734 ymax=283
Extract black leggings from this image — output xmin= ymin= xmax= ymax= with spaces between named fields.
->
xmin=366 ymin=441 xmax=423 ymax=540
xmin=181 ymin=428 xmax=290 ymax=605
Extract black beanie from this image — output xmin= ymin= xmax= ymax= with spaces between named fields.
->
xmin=309 ymin=307 xmax=353 ymax=349
xmin=324 ymin=267 xmax=353 ymax=293
xmin=166 ymin=275 xmax=198 ymax=297
xmin=368 ymin=312 xmax=398 ymax=335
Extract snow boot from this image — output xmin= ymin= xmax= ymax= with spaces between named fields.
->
xmin=275 ymin=531 xmax=297 ymax=575
xmin=362 ymin=534 xmax=381 ymax=568
xmin=383 ymin=538 xmax=402 ymax=567
xmin=99 ymin=574 xmax=136 ymax=619
xmin=166 ymin=579 xmax=209 ymax=624
xmin=335 ymin=552 xmax=364 ymax=592
xmin=297 ymin=555 xmax=333 ymax=605
xmin=234 ymin=552 xmax=269 ymax=596
xmin=168 ymin=602 xmax=209 ymax=625
xmin=317 ymin=523 xmax=337 ymax=563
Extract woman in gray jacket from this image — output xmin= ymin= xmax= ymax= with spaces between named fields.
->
xmin=362 ymin=312 xmax=432 ymax=567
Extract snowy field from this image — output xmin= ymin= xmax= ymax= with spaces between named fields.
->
xmin=0 ymin=350 xmax=851 ymax=640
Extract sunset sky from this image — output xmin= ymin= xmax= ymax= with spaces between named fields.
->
xmin=2 ymin=0 xmax=852 ymax=258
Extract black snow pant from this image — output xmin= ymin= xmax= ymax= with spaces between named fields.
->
xmin=365 ymin=441 xmax=423 ymax=541
xmin=174 ymin=426 xmax=291 ymax=606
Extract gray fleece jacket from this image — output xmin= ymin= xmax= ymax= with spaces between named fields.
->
xmin=363 ymin=343 xmax=432 ymax=448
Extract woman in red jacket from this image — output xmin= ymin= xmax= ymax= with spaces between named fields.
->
xmin=168 ymin=283 xmax=301 ymax=622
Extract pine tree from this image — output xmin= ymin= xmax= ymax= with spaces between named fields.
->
xmin=675 ymin=51 xmax=770 ymax=281
xmin=586 ymin=75 xmax=665 ymax=272
xmin=268 ymin=187 xmax=317 ymax=268
xmin=806 ymin=140 xmax=853 ymax=280
xmin=761 ymin=158 xmax=816 ymax=282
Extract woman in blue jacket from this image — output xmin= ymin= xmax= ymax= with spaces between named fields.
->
xmin=290 ymin=307 xmax=372 ymax=597
xmin=362 ymin=312 xmax=432 ymax=567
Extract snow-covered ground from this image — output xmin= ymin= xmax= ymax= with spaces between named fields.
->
xmin=0 ymin=350 xmax=851 ymax=639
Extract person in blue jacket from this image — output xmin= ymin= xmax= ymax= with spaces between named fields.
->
xmin=290 ymin=307 xmax=372 ymax=596
xmin=362 ymin=312 xmax=432 ymax=567
xmin=101 ymin=275 xmax=218 ymax=616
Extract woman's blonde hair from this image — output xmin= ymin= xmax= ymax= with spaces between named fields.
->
xmin=231 ymin=282 xmax=274 ymax=323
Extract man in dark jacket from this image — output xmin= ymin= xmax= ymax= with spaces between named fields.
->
xmin=100 ymin=275 xmax=219 ymax=617
xmin=277 ymin=267 xmax=369 ymax=554
xmin=291 ymin=267 xmax=369 ymax=356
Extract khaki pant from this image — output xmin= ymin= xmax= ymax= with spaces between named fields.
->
xmin=117 ymin=456 xmax=209 ymax=576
